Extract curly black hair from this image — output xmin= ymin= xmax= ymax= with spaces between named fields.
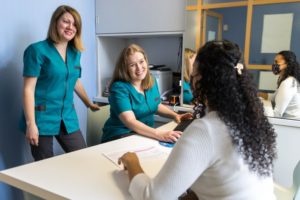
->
xmin=192 ymin=40 xmax=277 ymax=176
xmin=277 ymin=50 xmax=300 ymax=87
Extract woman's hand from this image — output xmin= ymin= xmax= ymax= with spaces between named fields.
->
xmin=174 ymin=112 xmax=193 ymax=123
xmin=118 ymin=152 xmax=139 ymax=170
xmin=118 ymin=152 xmax=144 ymax=181
xmin=158 ymin=130 xmax=182 ymax=143
xmin=89 ymin=103 xmax=101 ymax=111
xmin=26 ymin=123 xmax=39 ymax=146
xmin=75 ymin=80 xmax=101 ymax=111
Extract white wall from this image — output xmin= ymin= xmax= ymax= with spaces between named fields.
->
xmin=272 ymin=121 xmax=300 ymax=187
xmin=0 ymin=1 xmax=97 ymax=199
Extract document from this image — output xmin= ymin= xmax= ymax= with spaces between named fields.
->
xmin=102 ymin=145 xmax=169 ymax=168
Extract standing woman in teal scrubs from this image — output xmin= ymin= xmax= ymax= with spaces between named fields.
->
xmin=23 ymin=5 xmax=99 ymax=161
xmin=102 ymin=44 xmax=192 ymax=143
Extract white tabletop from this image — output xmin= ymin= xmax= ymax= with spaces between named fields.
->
xmin=0 ymin=121 xmax=177 ymax=200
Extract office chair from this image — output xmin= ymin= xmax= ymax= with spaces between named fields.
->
xmin=274 ymin=160 xmax=300 ymax=200
xmin=86 ymin=105 xmax=110 ymax=146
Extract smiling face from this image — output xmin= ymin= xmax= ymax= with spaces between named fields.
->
xmin=56 ymin=12 xmax=77 ymax=43
xmin=127 ymin=52 xmax=148 ymax=85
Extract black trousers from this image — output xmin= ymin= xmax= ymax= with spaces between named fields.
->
xmin=30 ymin=122 xmax=86 ymax=161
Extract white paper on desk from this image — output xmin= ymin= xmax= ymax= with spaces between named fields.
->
xmin=102 ymin=145 xmax=169 ymax=168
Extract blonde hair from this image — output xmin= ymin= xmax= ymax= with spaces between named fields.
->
xmin=111 ymin=44 xmax=154 ymax=90
xmin=47 ymin=5 xmax=84 ymax=51
xmin=183 ymin=48 xmax=196 ymax=82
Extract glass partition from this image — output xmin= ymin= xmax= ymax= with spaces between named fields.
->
xmin=203 ymin=0 xmax=245 ymax=4
xmin=250 ymin=2 xmax=300 ymax=120
xmin=250 ymin=2 xmax=300 ymax=65
xmin=182 ymin=0 xmax=300 ymax=120
xmin=182 ymin=9 xmax=197 ymax=106
xmin=182 ymin=4 xmax=247 ymax=107
xmin=186 ymin=0 xmax=198 ymax=6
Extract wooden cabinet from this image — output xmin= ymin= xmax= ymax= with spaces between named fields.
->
xmin=95 ymin=0 xmax=185 ymax=34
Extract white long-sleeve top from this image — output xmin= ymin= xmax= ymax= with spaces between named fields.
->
xmin=129 ymin=111 xmax=276 ymax=200
xmin=269 ymin=76 xmax=300 ymax=119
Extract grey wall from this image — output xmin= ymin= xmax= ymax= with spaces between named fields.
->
xmin=0 ymin=1 xmax=97 ymax=199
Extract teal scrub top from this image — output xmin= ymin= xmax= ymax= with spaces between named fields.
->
xmin=22 ymin=39 xmax=81 ymax=135
xmin=183 ymin=80 xmax=193 ymax=104
xmin=102 ymin=80 xmax=161 ymax=141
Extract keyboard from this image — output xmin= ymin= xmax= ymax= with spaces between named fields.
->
xmin=173 ymin=118 xmax=194 ymax=132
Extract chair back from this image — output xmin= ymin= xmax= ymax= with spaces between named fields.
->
xmin=86 ymin=105 xmax=110 ymax=146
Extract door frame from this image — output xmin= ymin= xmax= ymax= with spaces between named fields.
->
xmin=201 ymin=10 xmax=223 ymax=46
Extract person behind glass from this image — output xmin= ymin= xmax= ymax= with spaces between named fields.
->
xmin=102 ymin=44 xmax=192 ymax=143
xmin=260 ymin=51 xmax=300 ymax=119
xmin=118 ymin=40 xmax=277 ymax=200
xmin=22 ymin=5 xmax=100 ymax=161
xmin=183 ymin=48 xmax=196 ymax=104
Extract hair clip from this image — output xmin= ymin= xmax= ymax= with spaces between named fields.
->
xmin=234 ymin=63 xmax=244 ymax=75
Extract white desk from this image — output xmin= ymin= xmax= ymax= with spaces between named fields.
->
xmin=0 ymin=122 xmax=177 ymax=200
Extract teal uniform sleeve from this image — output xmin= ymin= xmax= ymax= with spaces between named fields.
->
xmin=109 ymin=82 xmax=132 ymax=115
xmin=23 ymin=45 xmax=43 ymax=77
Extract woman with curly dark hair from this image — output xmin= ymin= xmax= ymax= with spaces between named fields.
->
xmin=118 ymin=40 xmax=277 ymax=200
xmin=261 ymin=51 xmax=300 ymax=119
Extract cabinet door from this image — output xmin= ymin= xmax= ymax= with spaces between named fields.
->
xmin=96 ymin=0 xmax=185 ymax=34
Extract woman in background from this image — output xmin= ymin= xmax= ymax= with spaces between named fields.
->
xmin=102 ymin=44 xmax=192 ymax=143
xmin=261 ymin=51 xmax=300 ymax=119
xmin=23 ymin=5 xmax=99 ymax=161
xmin=118 ymin=40 xmax=277 ymax=200
xmin=182 ymin=48 xmax=196 ymax=104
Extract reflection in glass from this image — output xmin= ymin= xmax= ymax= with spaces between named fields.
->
xmin=213 ymin=7 xmax=247 ymax=51
xmin=249 ymin=2 xmax=300 ymax=120
xmin=250 ymin=2 xmax=300 ymax=64
xmin=183 ymin=0 xmax=300 ymax=121
xmin=182 ymin=9 xmax=197 ymax=106
xmin=184 ymin=10 xmax=197 ymax=50
xmin=203 ymin=0 xmax=244 ymax=4
xmin=186 ymin=0 xmax=197 ymax=6
xmin=202 ymin=10 xmax=222 ymax=43
xmin=260 ymin=51 xmax=300 ymax=120
xmin=183 ymin=48 xmax=196 ymax=104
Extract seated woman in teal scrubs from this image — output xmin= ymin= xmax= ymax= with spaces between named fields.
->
xmin=183 ymin=48 xmax=196 ymax=104
xmin=102 ymin=44 xmax=192 ymax=143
